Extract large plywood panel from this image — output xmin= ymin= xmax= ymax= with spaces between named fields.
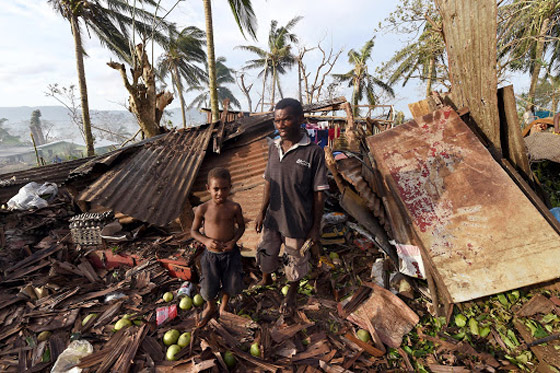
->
xmin=367 ymin=108 xmax=560 ymax=303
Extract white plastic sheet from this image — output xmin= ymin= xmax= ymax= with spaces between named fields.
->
xmin=50 ymin=340 xmax=93 ymax=373
xmin=7 ymin=182 xmax=58 ymax=210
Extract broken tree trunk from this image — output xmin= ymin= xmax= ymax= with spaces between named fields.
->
xmin=434 ymin=0 xmax=502 ymax=155
xmin=108 ymin=44 xmax=173 ymax=138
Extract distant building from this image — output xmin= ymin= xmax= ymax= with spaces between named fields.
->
xmin=0 ymin=139 xmax=118 ymax=173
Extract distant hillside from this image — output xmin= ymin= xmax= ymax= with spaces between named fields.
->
xmin=0 ymin=106 xmax=207 ymax=148
xmin=0 ymin=106 xmax=206 ymax=126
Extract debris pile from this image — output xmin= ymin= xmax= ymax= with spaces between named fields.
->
xmin=1 ymin=96 xmax=559 ymax=372
xmin=0 ymin=182 xmax=559 ymax=372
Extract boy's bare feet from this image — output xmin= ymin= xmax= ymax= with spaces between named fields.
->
xmin=197 ymin=301 xmax=217 ymax=328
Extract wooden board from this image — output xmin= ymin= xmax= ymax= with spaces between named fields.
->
xmin=366 ymin=107 xmax=560 ymax=303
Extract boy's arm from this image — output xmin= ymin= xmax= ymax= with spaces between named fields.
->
xmin=190 ymin=205 xmax=221 ymax=251
xmin=255 ymin=179 xmax=270 ymax=233
xmin=224 ymin=203 xmax=246 ymax=251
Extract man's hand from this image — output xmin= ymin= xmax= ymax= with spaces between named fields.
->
xmin=255 ymin=211 xmax=265 ymax=233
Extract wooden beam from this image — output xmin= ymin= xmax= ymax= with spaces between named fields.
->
xmin=497 ymin=85 xmax=533 ymax=181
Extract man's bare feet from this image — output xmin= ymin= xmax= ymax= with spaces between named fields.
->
xmin=197 ymin=301 xmax=217 ymax=328
xmin=219 ymin=294 xmax=230 ymax=315
xmin=257 ymin=272 xmax=273 ymax=287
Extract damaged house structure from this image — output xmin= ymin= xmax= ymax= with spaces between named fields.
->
xmin=1 ymin=0 xmax=560 ymax=371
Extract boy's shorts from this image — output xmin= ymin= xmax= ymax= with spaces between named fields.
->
xmin=200 ymin=245 xmax=244 ymax=301
xmin=256 ymin=227 xmax=310 ymax=282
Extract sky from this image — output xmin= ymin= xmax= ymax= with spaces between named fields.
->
xmin=0 ymin=1 xmax=530 ymax=116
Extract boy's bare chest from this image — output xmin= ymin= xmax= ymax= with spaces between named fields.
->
xmin=204 ymin=206 xmax=234 ymax=223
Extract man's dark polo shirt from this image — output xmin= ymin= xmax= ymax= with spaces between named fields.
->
xmin=263 ymin=132 xmax=329 ymax=238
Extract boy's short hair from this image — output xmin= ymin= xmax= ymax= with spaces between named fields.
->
xmin=207 ymin=167 xmax=231 ymax=184
xmin=275 ymin=98 xmax=303 ymax=117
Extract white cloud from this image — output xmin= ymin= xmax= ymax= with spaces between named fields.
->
xmin=0 ymin=0 xmax=531 ymax=116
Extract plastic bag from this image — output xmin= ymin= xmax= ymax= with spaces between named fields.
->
xmin=177 ymin=282 xmax=196 ymax=298
xmin=156 ymin=305 xmax=178 ymax=326
xmin=551 ymin=207 xmax=560 ymax=223
xmin=104 ymin=292 xmax=126 ymax=303
xmin=7 ymin=182 xmax=58 ymax=210
xmin=50 ymin=339 xmax=93 ymax=373
xmin=391 ymin=240 xmax=426 ymax=279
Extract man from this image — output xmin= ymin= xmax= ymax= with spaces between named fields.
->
xmin=255 ymin=98 xmax=329 ymax=317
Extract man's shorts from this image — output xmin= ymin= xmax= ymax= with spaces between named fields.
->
xmin=256 ymin=227 xmax=310 ymax=282
xmin=200 ymin=245 xmax=244 ymax=301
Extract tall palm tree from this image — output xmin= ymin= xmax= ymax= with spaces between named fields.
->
xmin=187 ymin=57 xmax=241 ymax=110
xmin=499 ymin=0 xmax=560 ymax=104
xmin=333 ymin=39 xmax=395 ymax=117
xmin=238 ymin=16 xmax=302 ymax=111
xmin=158 ymin=26 xmax=207 ymax=128
xmin=379 ymin=22 xmax=448 ymax=97
xmin=49 ymin=0 xmax=170 ymax=156
xmin=203 ymin=0 xmax=257 ymax=122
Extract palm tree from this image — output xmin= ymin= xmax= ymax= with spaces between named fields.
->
xmin=238 ymin=16 xmax=302 ymax=111
xmin=203 ymin=0 xmax=257 ymax=122
xmin=379 ymin=22 xmax=448 ymax=97
xmin=187 ymin=57 xmax=241 ymax=110
xmin=158 ymin=26 xmax=207 ymax=128
xmin=49 ymin=0 xmax=170 ymax=156
xmin=333 ymin=39 xmax=395 ymax=117
xmin=499 ymin=0 xmax=560 ymax=104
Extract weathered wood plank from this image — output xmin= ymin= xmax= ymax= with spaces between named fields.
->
xmin=497 ymin=85 xmax=532 ymax=180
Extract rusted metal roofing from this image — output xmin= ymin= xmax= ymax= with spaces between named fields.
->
xmin=0 ymin=157 xmax=92 ymax=203
xmin=336 ymin=156 xmax=392 ymax=236
xmin=191 ymin=135 xmax=271 ymax=251
xmin=367 ymin=107 xmax=560 ymax=303
xmin=79 ymin=125 xmax=214 ymax=227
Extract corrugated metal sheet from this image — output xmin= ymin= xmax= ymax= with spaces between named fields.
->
xmin=79 ymin=125 xmax=214 ymax=226
xmin=191 ymin=136 xmax=270 ymax=251
xmin=336 ymin=157 xmax=392 ymax=236
xmin=367 ymin=107 xmax=560 ymax=303
xmin=0 ymin=157 xmax=92 ymax=203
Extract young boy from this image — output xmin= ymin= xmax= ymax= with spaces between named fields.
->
xmin=190 ymin=167 xmax=245 ymax=327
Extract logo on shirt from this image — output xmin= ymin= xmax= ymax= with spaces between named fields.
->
xmin=296 ymin=159 xmax=311 ymax=168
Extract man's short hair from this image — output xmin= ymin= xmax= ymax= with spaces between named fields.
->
xmin=207 ymin=167 xmax=231 ymax=184
xmin=275 ymin=98 xmax=303 ymax=116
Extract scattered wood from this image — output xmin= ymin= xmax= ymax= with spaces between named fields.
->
xmin=348 ymin=283 xmax=419 ymax=348
xmin=343 ymin=332 xmax=384 ymax=357
xmin=270 ymin=322 xmax=315 ymax=344
xmin=514 ymin=319 xmax=560 ymax=369
xmin=516 ymin=294 xmax=556 ymax=317
xmin=337 ymin=285 xmax=371 ymax=319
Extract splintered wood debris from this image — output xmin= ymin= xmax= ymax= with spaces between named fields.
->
xmin=1 ymin=106 xmax=560 ymax=372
